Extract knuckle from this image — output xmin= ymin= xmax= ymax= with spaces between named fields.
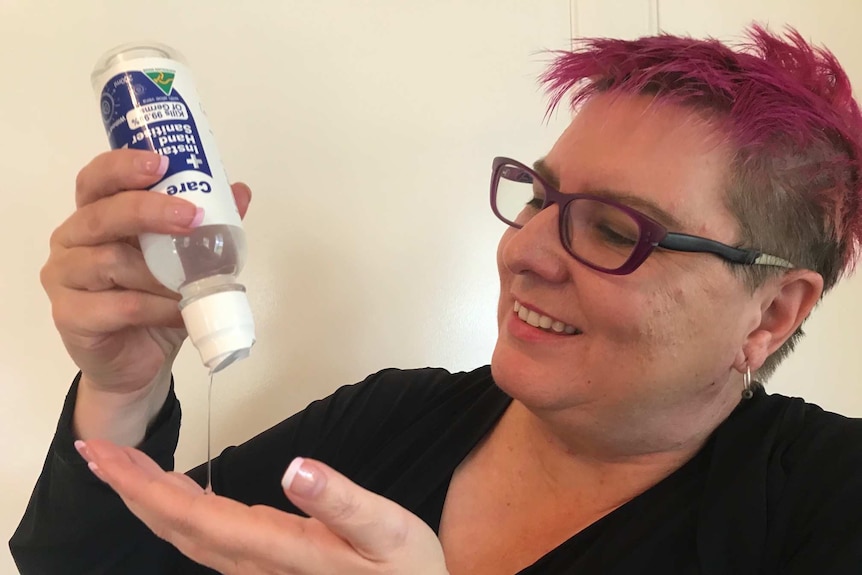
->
xmin=50 ymin=304 xmax=67 ymax=331
xmin=50 ymin=297 xmax=75 ymax=333
xmin=81 ymin=206 xmax=107 ymax=240
xmin=75 ymin=150 xmax=131 ymax=206
xmin=48 ymin=226 xmax=60 ymax=247
xmin=40 ymin=259 xmax=65 ymax=301
xmin=381 ymin=512 xmax=410 ymax=550
xmin=95 ymin=244 xmax=128 ymax=286
xmin=95 ymin=149 xmax=116 ymax=165
xmin=106 ymin=192 xmax=149 ymax=232
xmin=116 ymin=291 xmax=145 ymax=322
xmin=48 ymin=218 xmax=69 ymax=248
xmin=74 ymin=167 xmax=90 ymax=198
xmin=100 ymin=243 xmax=126 ymax=268
xmin=75 ymin=151 xmax=110 ymax=192
xmin=248 ymin=505 xmax=290 ymax=534
xmin=128 ymin=193 xmax=151 ymax=224
xmin=329 ymin=491 xmax=362 ymax=524
xmin=39 ymin=260 xmax=54 ymax=291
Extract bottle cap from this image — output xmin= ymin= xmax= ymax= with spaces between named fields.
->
xmin=180 ymin=289 xmax=255 ymax=373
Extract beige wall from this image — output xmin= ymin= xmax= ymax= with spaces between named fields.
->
xmin=2 ymin=1 xmax=859 ymax=571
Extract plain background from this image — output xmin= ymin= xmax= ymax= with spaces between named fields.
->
xmin=2 ymin=1 xmax=859 ymax=571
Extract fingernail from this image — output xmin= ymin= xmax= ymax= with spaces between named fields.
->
xmin=190 ymin=207 xmax=205 ymax=227
xmin=74 ymin=440 xmax=91 ymax=462
xmin=138 ymin=154 xmax=169 ymax=176
xmin=282 ymin=457 xmax=326 ymax=498
xmin=167 ymin=204 xmax=204 ymax=228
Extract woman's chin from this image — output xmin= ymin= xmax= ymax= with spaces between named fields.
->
xmin=491 ymin=345 xmax=563 ymax=409
xmin=490 ymin=341 xmax=602 ymax=412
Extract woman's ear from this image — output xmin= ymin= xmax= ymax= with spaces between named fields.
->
xmin=736 ymin=269 xmax=823 ymax=372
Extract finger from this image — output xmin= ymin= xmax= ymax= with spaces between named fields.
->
xmin=76 ymin=149 xmax=169 ymax=208
xmin=282 ymin=458 xmax=434 ymax=562
xmin=51 ymin=191 xmax=203 ymax=249
xmin=232 ymin=183 xmax=252 ymax=220
xmin=75 ymin=439 xmax=172 ymax=478
xmin=48 ymin=243 xmax=178 ymax=298
xmin=80 ymin=440 xmax=297 ymax=574
xmin=50 ymin=288 xmax=184 ymax=334
xmin=117 ymin=444 xmax=207 ymax=498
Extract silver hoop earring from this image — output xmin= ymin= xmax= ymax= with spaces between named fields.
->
xmin=742 ymin=366 xmax=754 ymax=399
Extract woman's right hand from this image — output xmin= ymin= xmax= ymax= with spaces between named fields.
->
xmin=41 ymin=149 xmax=251 ymax=438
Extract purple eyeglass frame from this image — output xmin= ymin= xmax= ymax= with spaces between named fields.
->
xmin=490 ymin=157 xmax=795 ymax=275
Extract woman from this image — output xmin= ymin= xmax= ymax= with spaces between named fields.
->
xmin=11 ymin=25 xmax=862 ymax=574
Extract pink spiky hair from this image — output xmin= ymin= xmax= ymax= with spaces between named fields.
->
xmin=540 ymin=25 xmax=862 ymax=271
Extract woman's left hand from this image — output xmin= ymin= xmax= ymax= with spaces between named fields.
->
xmin=75 ymin=439 xmax=449 ymax=575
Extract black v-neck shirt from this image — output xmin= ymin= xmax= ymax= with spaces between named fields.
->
xmin=11 ymin=366 xmax=862 ymax=574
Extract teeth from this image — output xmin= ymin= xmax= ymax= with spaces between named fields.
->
xmin=513 ymin=300 xmax=579 ymax=335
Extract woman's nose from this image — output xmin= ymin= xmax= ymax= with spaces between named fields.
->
xmin=500 ymin=204 xmax=570 ymax=284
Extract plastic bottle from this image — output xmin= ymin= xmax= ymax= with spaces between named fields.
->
xmin=91 ymin=43 xmax=255 ymax=373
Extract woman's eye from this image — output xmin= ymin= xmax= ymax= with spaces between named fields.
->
xmin=597 ymin=223 xmax=637 ymax=246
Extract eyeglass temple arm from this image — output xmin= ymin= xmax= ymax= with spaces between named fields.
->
xmin=658 ymin=233 xmax=795 ymax=269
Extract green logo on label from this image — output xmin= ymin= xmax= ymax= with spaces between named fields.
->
xmin=144 ymin=69 xmax=176 ymax=95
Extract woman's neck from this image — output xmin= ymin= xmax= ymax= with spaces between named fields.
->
xmin=493 ymin=395 xmax=734 ymax=507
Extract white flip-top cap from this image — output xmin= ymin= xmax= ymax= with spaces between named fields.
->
xmin=180 ymin=289 xmax=255 ymax=373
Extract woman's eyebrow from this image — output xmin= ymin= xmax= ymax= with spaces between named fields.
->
xmin=532 ymin=157 xmax=685 ymax=230
xmin=532 ymin=158 xmax=560 ymax=188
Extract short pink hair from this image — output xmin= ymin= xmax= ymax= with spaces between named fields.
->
xmin=540 ymin=25 xmax=862 ymax=377
xmin=542 ymin=25 xmax=862 ymax=274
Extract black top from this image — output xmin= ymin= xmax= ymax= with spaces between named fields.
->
xmin=10 ymin=366 xmax=862 ymax=574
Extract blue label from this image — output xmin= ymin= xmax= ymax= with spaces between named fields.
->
xmin=99 ymin=69 xmax=212 ymax=179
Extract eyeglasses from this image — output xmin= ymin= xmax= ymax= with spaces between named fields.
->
xmin=490 ymin=157 xmax=795 ymax=275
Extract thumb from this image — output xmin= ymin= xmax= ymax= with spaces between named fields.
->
xmin=230 ymin=182 xmax=252 ymax=219
xmin=281 ymin=457 xmax=442 ymax=565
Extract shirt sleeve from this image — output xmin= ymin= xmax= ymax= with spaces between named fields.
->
xmin=9 ymin=372 xmax=189 ymax=574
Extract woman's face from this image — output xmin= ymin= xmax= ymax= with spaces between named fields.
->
xmin=492 ymin=93 xmax=764 ymax=451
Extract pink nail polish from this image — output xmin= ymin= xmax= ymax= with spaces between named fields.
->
xmin=282 ymin=457 xmax=303 ymax=490
xmin=157 ymin=155 xmax=169 ymax=176
xmin=282 ymin=457 xmax=325 ymax=498
xmin=74 ymin=440 xmax=90 ymax=461
xmin=189 ymin=206 xmax=205 ymax=228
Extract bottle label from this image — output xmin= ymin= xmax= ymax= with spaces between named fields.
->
xmin=95 ymin=57 xmax=241 ymax=227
